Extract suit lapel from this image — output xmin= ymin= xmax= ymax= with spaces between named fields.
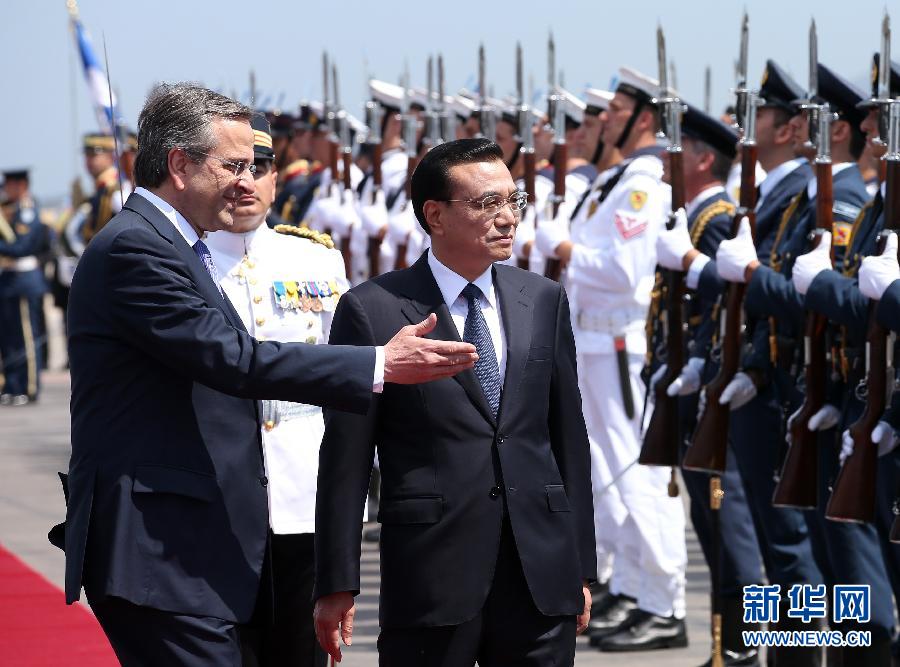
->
xmin=494 ymin=265 xmax=533 ymax=428
xmin=125 ymin=192 xmax=246 ymax=332
xmin=399 ymin=254 xmax=497 ymax=427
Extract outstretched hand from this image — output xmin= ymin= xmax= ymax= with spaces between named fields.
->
xmin=383 ymin=313 xmax=478 ymax=384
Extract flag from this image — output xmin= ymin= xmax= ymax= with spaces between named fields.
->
xmin=70 ymin=16 xmax=116 ymax=134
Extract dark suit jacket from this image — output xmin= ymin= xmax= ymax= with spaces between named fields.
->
xmin=314 ymin=253 xmax=596 ymax=629
xmin=63 ymin=192 xmax=375 ymax=622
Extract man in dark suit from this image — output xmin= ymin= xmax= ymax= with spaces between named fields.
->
xmin=60 ymin=83 xmax=476 ymax=666
xmin=313 ymin=138 xmax=596 ymax=666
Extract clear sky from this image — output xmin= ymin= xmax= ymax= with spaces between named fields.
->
xmin=3 ymin=0 xmax=890 ymax=201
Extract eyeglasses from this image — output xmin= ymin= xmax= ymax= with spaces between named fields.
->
xmin=441 ymin=191 xmax=529 ymax=216
xmin=189 ymin=150 xmax=257 ymax=178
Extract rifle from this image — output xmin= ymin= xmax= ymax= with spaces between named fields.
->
xmin=423 ymin=56 xmax=442 ymax=150
xmin=438 ymin=54 xmax=456 ymax=142
xmin=684 ymin=13 xmax=759 ymax=473
xmin=827 ymin=99 xmax=900 ymax=523
xmin=330 ymin=63 xmax=353 ymax=276
xmin=323 ymin=53 xmax=339 ymax=203
xmin=543 ymin=32 xmax=566 ymax=281
xmin=639 ymin=25 xmax=687 ymax=472
xmin=516 ymin=42 xmax=536 ymax=271
xmin=773 ymin=22 xmax=833 ymax=508
xmin=477 ymin=44 xmax=497 ymax=142
xmin=364 ymin=94 xmax=384 ymax=279
xmin=394 ymin=67 xmax=419 ymax=271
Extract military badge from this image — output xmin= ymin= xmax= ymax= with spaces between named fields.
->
xmin=615 ymin=211 xmax=648 ymax=240
xmin=629 ymin=191 xmax=647 ymax=211
xmin=832 ymin=221 xmax=852 ymax=247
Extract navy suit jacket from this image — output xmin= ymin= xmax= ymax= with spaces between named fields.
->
xmin=314 ymin=253 xmax=596 ymax=628
xmin=63 ymin=191 xmax=375 ymax=622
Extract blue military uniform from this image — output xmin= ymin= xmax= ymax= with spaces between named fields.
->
xmin=744 ymin=63 xmax=895 ymax=663
xmin=0 ymin=172 xmax=48 ymax=405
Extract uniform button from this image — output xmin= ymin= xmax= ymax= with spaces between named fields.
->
xmin=260 ymin=475 xmax=269 ymax=487
xmin=249 ymin=277 xmax=258 ymax=285
xmin=497 ymin=435 xmax=505 ymax=444
xmin=264 ymin=420 xmax=275 ymax=431
xmin=256 ymin=316 xmax=266 ymax=326
xmin=253 ymin=295 xmax=263 ymax=304
xmin=247 ymin=260 xmax=256 ymax=269
xmin=489 ymin=486 xmax=501 ymax=499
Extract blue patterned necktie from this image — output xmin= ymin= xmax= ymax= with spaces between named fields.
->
xmin=461 ymin=283 xmax=502 ymax=417
xmin=192 ymin=239 xmax=223 ymax=296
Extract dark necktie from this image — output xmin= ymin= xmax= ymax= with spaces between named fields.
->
xmin=462 ymin=283 xmax=502 ymax=417
xmin=192 ymin=239 xmax=223 ymax=295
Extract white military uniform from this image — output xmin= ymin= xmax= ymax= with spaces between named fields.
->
xmin=205 ymin=222 xmax=356 ymax=534
xmin=567 ymin=144 xmax=687 ymax=619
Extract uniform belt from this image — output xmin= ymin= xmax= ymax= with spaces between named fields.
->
xmin=261 ymin=400 xmax=321 ymax=430
xmin=577 ymin=307 xmax=647 ymax=335
xmin=0 ymin=256 xmax=39 ymax=271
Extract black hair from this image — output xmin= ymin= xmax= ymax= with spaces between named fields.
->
xmin=411 ymin=138 xmax=504 ymax=234
xmin=847 ymin=119 xmax=866 ymax=160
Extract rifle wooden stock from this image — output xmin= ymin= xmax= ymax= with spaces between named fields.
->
xmin=338 ymin=152 xmax=354 ymax=276
xmin=640 ymin=150 xmax=686 ymax=467
xmin=683 ymin=145 xmax=758 ymax=473
xmin=772 ymin=161 xmax=832 ymax=508
xmin=518 ymin=150 xmax=536 ymax=271
xmin=365 ymin=144 xmax=384 ymax=279
xmin=828 ymin=160 xmax=899 ymax=522
xmin=394 ymin=155 xmax=419 ymax=271
xmin=342 ymin=152 xmax=352 ymax=191
xmin=544 ymin=143 xmax=568 ymax=281
xmin=328 ymin=142 xmax=339 ymax=194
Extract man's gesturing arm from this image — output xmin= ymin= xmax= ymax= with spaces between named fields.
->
xmin=383 ymin=312 xmax=477 ymax=384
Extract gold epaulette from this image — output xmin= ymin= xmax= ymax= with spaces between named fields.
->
xmin=274 ymin=224 xmax=334 ymax=249
xmin=690 ymin=200 xmax=736 ymax=246
xmin=770 ymin=192 xmax=805 ymax=273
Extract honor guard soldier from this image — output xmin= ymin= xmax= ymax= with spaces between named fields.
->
xmin=205 ymin=113 xmax=350 ymax=667
xmin=651 ymin=104 xmax=766 ymax=665
xmin=274 ymin=105 xmax=321 ymax=226
xmin=658 ymin=62 xmax=827 ymax=666
xmin=717 ymin=62 xmax=894 ymax=664
xmin=0 ymin=169 xmax=48 ymax=405
xmin=539 ymin=66 xmax=689 ymax=651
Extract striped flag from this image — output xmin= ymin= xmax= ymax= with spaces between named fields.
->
xmin=69 ymin=14 xmax=116 ymax=133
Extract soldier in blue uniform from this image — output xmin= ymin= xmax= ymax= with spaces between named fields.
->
xmin=273 ymin=105 xmax=325 ymax=226
xmin=0 ymin=169 xmax=48 ymax=406
xmin=659 ymin=61 xmax=826 ymax=667
xmin=717 ymin=62 xmax=894 ymax=665
xmin=652 ymin=104 xmax=765 ymax=665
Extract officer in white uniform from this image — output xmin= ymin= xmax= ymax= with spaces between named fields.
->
xmin=206 ymin=113 xmax=350 ymax=666
xmin=535 ymin=67 xmax=688 ymax=652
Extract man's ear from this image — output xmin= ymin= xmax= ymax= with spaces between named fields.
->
xmin=168 ymin=147 xmax=191 ymax=192
xmin=423 ymin=200 xmax=444 ymax=236
xmin=831 ymin=119 xmax=851 ymax=146
xmin=774 ymin=119 xmax=794 ymax=147
xmin=698 ymin=149 xmax=716 ymax=176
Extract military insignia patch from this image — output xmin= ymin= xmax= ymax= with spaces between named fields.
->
xmin=615 ymin=211 xmax=648 ymax=240
xmin=629 ymin=191 xmax=647 ymax=211
xmin=15 ymin=223 xmax=30 ymax=235
xmin=832 ymin=221 xmax=852 ymax=247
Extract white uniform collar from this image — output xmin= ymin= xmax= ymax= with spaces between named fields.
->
xmin=427 ymin=249 xmax=496 ymax=310
xmin=758 ymin=158 xmax=806 ymax=204
xmin=686 ymin=184 xmax=726 ymax=218
xmin=806 ymin=162 xmax=853 ymax=200
xmin=134 ymin=186 xmax=202 ymax=246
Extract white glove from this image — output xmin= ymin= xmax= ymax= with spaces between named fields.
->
xmin=327 ymin=188 xmax=360 ymax=238
xmin=807 ymin=404 xmax=840 ymax=431
xmin=667 ymin=357 xmax=705 ymax=397
xmin=305 ymin=187 xmax=342 ymax=232
xmin=791 ymin=231 xmax=833 ymax=295
xmin=647 ymin=364 xmax=667 ymax=403
xmin=534 ymin=209 xmax=569 ymax=258
xmin=718 ymin=371 xmax=757 ymax=411
xmin=359 ymin=189 xmax=389 ymax=237
xmin=716 ymin=217 xmax=757 ymax=283
xmin=655 ymin=208 xmax=693 ymax=271
xmin=839 ymin=421 xmax=900 ymax=465
xmin=859 ymin=232 xmax=900 ymax=301
xmin=386 ymin=203 xmax=417 ymax=246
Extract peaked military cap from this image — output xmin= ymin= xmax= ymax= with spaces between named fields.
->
xmin=250 ymin=112 xmax=275 ymax=160
xmin=266 ymin=110 xmax=295 ymax=138
xmin=682 ymin=104 xmax=739 ymax=160
xmin=615 ymin=67 xmax=659 ymax=106
xmin=584 ymin=89 xmax=614 ymax=116
xmin=858 ymin=54 xmax=900 ymax=108
xmin=758 ymin=60 xmax=804 ymax=114
xmin=2 ymin=169 xmax=29 ymax=182
xmin=83 ymin=133 xmax=116 ymax=152
xmin=806 ymin=63 xmax=867 ymax=127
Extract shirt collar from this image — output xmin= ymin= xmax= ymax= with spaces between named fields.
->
xmin=205 ymin=220 xmax=270 ymax=260
xmin=758 ymin=157 xmax=807 ymax=203
xmin=134 ymin=186 xmax=202 ymax=247
xmin=427 ymin=249 xmax=496 ymax=309
xmin=686 ymin=184 xmax=726 ymax=218
xmin=806 ymin=162 xmax=853 ymax=200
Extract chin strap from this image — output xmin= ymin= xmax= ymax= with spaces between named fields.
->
xmin=614 ymin=99 xmax=646 ymax=150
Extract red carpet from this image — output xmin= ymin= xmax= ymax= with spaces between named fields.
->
xmin=0 ymin=543 xmax=117 ymax=665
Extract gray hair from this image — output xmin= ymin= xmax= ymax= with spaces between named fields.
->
xmin=133 ymin=82 xmax=252 ymax=188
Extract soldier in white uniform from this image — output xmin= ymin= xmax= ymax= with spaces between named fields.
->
xmin=535 ymin=67 xmax=688 ymax=652
xmin=206 ymin=113 xmax=349 ymax=667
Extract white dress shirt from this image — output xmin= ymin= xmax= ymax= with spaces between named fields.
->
xmin=427 ymin=250 xmax=507 ymax=385
xmin=132 ymin=187 xmax=385 ymax=391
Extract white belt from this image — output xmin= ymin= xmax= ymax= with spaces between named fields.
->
xmin=261 ymin=400 xmax=321 ymax=430
xmin=0 ymin=256 xmax=39 ymax=271
xmin=577 ymin=307 xmax=647 ymax=335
